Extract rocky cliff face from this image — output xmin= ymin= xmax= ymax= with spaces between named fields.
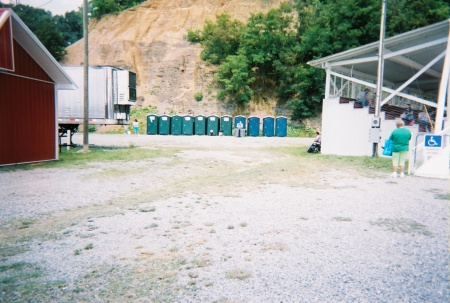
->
xmin=61 ymin=0 xmax=283 ymax=116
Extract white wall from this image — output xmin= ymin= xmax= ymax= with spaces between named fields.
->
xmin=321 ymin=97 xmax=418 ymax=156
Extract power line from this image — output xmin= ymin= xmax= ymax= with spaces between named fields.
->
xmin=38 ymin=0 xmax=56 ymax=9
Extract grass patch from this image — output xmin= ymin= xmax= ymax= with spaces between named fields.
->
xmin=0 ymin=261 xmax=29 ymax=273
xmin=144 ymin=223 xmax=159 ymax=229
xmin=225 ymin=269 xmax=252 ymax=280
xmin=84 ymin=243 xmax=94 ymax=250
xmin=62 ymin=229 xmax=73 ymax=235
xmin=169 ymin=247 xmax=179 ymax=253
xmin=435 ymin=193 xmax=450 ymax=200
xmin=190 ymin=258 xmax=212 ymax=269
xmin=278 ymin=146 xmax=392 ymax=173
xmin=287 ymin=125 xmax=316 ymax=137
xmin=370 ymin=218 xmax=433 ymax=236
xmin=0 ymin=262 xmax=67 ymax=302
xmin=0 ymin=243 xmax=31 ymax=258
xmin=333 ymin=217 xmax=352 ymax=222
xmin=0 ymin=146 xmax=178 ymax=171
xmin=139 ymin=207 xmax=156 ymax=213
xmin=77 ymin=264 xmax=183 ymax=301
xmin=0 ymin=261 xmax=189 ymax=302
xmin=17 ymin=219 xmax=35 ymax=230
xmin=263 ymin=242 xmax=289 ymax=252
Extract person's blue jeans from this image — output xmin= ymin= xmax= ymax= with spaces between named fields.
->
xmin=356 ymin=98 xmax=367 ymax=106
xmin=418 ymin=120 xmax=430 ymax=131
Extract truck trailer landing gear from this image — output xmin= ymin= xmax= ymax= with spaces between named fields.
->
xmin=58 ymin=124 xmax=79 ymax=150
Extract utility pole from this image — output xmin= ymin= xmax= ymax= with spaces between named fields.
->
xmin=82 ymin=0 xmax=89 ymax=151
xmin=373 ymin=0 xmax=387 ymax=157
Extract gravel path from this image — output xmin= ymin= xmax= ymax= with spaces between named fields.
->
xmin=0 ymin=134 xmax=448 ymax=302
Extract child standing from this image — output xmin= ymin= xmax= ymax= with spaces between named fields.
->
xmin=132 ymin=119 xmax=139 ymax=134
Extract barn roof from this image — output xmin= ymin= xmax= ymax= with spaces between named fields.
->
xmin=308 ymin=19 xmax=450 ymax=98
xmin=0 ymin=8 xmax=76 ymax=90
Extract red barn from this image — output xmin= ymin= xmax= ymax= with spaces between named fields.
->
xmin=0 ymin=8 xmax=75 ymax=166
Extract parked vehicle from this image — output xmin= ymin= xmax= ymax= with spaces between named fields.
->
xmin=58 ymin=65 xmax=136 ymax=145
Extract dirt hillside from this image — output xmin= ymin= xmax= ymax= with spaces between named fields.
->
xmin=61 ymin=0 xmax=285 ymax=117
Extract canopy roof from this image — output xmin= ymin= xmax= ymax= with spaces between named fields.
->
xmin=0 ymin=8 xmax=76 ymax=90
xmin=308 ymin=19 xmax=450 ymax=99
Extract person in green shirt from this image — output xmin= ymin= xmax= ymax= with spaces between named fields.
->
xmin=389 ymin=120 xmax=412 ymax=178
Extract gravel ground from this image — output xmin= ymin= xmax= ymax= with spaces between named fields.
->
xmin=0 ymin=134 xmax=448 ymax=302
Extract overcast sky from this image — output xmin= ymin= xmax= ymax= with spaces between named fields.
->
xmin=4 ymin=0 xmax=83 ymax=15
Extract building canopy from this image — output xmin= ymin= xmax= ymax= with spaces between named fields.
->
xmin=308 ymin=19 xmax=449 ymax=132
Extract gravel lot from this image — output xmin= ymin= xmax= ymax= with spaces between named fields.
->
xmin=0 ymin=134 xmax=448 ymax=302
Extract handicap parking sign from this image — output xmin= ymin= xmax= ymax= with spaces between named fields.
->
xmin=424 ymin=135 xmax=442 ymax=148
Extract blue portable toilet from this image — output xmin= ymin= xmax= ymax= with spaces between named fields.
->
xmin=195 ymin=115 xmax=207 ymax=135
xmin=182 ymin=115 xmax=194 ymax=135
xmin=158 ymin=115 xmax=171 ymax=135
xmin=220 ymin=115 xmax=233 ymax=136
xmin=171 ymin=115 xmax=183 ymax=135
xmin=207 ymin=115 xmax=220 ymax=135
xmin=262 ymin=116 xmax=275 ymax=137
xmin=247 ymin=116 xmax=260 ymax=137
xmin=234 ymin=115 xmax=247 ymax=129
xmin=146 ymin=114 xmax=159 ymax=135
xmin=275 ymin=116 xmax=288 ymax=137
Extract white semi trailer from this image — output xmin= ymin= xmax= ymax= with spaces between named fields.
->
xmin=58 ymin=65 xmax=136 ymax=145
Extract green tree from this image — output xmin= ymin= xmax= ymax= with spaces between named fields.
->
xmin=387 ymin=0 xmax=450 ymax=34
xmin=11 ymin=4 xmax=67 ymax=60
xmin=191 ymin=0 xmax=450 ymax=120
xmin=91 ymin=0 xmax=118 ymax=18
xmin=54 ymin=10 xmax=83 ymax=46
xmin=286 ymin=66 xmax=325 ymax=119
xmin=90 ymin=0 xmax=146 ymax=18
xmin=200 ymin=14 xmax=244 ymax=64
xmin=239 ymin=8 xmax=297 ymax=83
xmin=215 ymin=53 xmax=255 ymax=105
xmin=290 ymin=0 xmax=449 ymax=119
xmin=295 ymin=0 xmax=379 ymax=60
xmin=35 ymin=18 xmax=67 ymax=60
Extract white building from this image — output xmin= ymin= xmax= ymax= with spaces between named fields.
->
xmin=308 ymin=19 xmax=450 ymax=178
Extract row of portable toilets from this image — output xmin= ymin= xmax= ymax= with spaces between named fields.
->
xmin=146 ymin=114 xmax=288 ymax=137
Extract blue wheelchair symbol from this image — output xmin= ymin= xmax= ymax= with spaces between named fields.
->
xmin=424 ymin=135 xmax=442 ymax=148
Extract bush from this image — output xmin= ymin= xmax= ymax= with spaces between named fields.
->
xmin=287 ymin=125 xmax=316 ymax=137
xmin=216 ymin=90 xmax=226 ymax=101
xmin=194 ymin=92 xmax=203 ymax=102
xmin=130 ymin=105 xmax=157 ymax=122
xmin=185 ymin=29 xmax=202 ymax=43
xmin=129 ymin=105 xmax=158 ymax=134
